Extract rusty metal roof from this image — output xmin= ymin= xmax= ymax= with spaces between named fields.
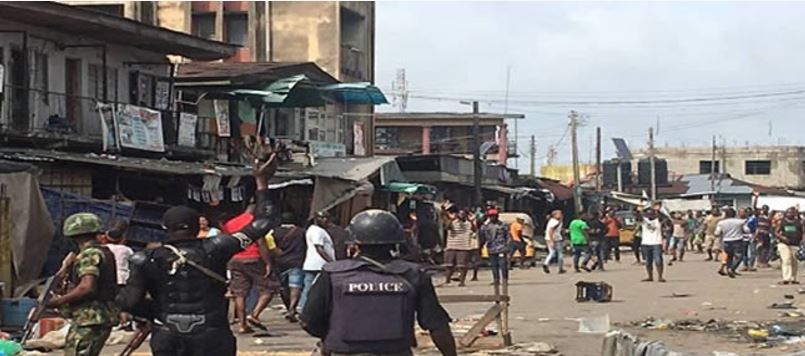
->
xmin=0 ymin=2 xmax=238 ymax=60
xmin=376 ymin=112 xmax=514 ymax=121
xmin=176 ymin=62 xmax=339 ymax=87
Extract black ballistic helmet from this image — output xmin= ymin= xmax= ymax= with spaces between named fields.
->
xmin=347 ymin=209 xmax=405 ymax=245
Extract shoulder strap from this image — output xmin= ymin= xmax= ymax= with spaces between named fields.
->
xmin=358 ymin=256 xmax=416 ymax=293
xmin=163 ymin=244 xmax=228 ymax=285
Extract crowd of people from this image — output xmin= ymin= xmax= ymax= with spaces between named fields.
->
xmin=536 ymin=201 xmax=805 ymax=286
xmin=38 ymin=150 xmax=805 ymax=356
xmin=42 ymin=155 xmax=462 ymax=356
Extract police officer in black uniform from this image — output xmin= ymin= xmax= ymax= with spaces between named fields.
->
xmin=301 ymin=209 xmax=458 ymax=356
xmin=117 ymin=156 xmax=280 ymax=356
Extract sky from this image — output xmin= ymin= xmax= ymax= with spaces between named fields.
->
xmin=374 ymin=1 xmax=805 ymax=172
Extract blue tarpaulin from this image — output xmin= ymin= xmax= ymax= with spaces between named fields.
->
xmin=39 ymin=189 xmax=167 ymax=276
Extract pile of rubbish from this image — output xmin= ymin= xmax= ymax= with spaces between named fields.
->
xmin=467 ymin=342 xmax=559 ymax=356
xmin=626 ymin=317 xmax=805 ymax=349
xmin=22 ymin=324 xmax=135 ymax=352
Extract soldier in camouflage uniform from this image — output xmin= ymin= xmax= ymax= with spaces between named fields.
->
xmin=47 ymin=213 xmax=119 ymax=356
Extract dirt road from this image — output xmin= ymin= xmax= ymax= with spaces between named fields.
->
xmin=76 ymin=253 xmax=805 ymax=355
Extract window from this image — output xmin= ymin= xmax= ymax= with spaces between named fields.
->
xmin=699 ymin=160 xmax=720 ymax=174
xmin=33 ymin=52 xmax=48 ymax=104
xmin=88 ymin=64 xmax=118 ymax=102
xmin=192 ymin=14 xmax=216 ymax=40
xmin=375 ymin=127 xmax=400 ymax=149
xmin=745 ymin=160 xmax=771 ymax=175
xmin=224 ymin=14 xmax=248 ymax=46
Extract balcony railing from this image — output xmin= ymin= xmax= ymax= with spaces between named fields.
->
xmin=0 ymin=84 xmax=103 ymax=139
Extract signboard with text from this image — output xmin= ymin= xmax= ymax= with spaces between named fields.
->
xmin=178 ymin=112 xmax=198 ymax=147
xmin=117 ymin=104 xmax=165 ymax=152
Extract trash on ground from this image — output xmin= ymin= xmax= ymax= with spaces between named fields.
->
xmin=105 ymin=330 xmax=135 ymax=346
xmin=570 ymin=314 xmax=610 ymax=334
xmin=770 ymin=302 xmax=797 ymax=310
xmin=667 ymin=292 xmax=691 ymax=298
xmin=626 ymin=318 xmax=805 ymax=349
xmin=470 ymin=342 xmax=559 ymax=356
xmin=23 ymin=324 xmax=69 ymax=351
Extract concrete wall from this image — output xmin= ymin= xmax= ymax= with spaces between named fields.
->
xmin=157 ymin=1 xmax=190 ymax=33
xmin=270 ymin=2 xmax=339 ymax=78
xmin=638 ymin=146 xmax=805 ymax=189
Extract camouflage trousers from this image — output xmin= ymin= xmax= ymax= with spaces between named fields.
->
xmin=64 ymin=324 xmax=112 ymax=356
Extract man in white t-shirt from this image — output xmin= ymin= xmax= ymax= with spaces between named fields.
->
xmin=103 ymin=219 xmax=134 ymax=286
xmin=542 ymin=210 xmax=566 ymax=274
xmin=102 ymin=219 xmax=134 ymax=328
xmin=638 ymin=208 xmax=665 ymax=283
xmin=298 ymin=211 xmax=335 ymax=312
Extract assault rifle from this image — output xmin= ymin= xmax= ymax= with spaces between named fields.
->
xmin=20 ymin=252 xmax=76 ymax=345
xmin=119 ymin=317 xmax=152 ymax=356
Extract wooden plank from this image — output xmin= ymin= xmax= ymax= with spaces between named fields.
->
xmin=438 ymin=294 xmax=510 ymax=304
xmin=459 ymin=303 xmax=504 ymax=347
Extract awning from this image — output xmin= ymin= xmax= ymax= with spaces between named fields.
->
xmin=310 ymin=178 xmax=374 ymax=216
xmin=322 ymin=83 xmax=389 ymax=105
xmin=306 ymin=156 xmax=405 ymax=185
xmin=229 ymin=75 xmax=327 ymax=107
xmin=384 ymin=182 xmax=436 ymax=195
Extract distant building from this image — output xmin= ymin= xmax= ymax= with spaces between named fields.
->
xmin=540 ymin=164 xmax=598 ymax=186
xmin=637 ymin=146 xmax=805 ymax=190
xmin=62 ymin=1 xmax=375 ymax=83
xmin=374 ymin=112 xmax=519 ymax=164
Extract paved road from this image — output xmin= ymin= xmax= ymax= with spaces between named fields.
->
xmin=62 ymin=252 xmax=805 ymax=355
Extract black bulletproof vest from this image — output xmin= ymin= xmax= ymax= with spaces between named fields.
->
xmin=146 ymin=240 xmax=229 ymax=330
xmin=322 ymin=259 xmax=418 ymax=354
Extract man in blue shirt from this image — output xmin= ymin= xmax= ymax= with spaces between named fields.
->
xmin=480 ymin=209 xmax=511 ymax=284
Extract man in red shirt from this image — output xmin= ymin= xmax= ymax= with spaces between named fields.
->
xmin=603 ymin=211 xmax=621 ymax=262
xmin=225 ymin=210 xmax=274 ymax=334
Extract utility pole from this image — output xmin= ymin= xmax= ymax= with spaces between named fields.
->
xmin=529 ymin=134 xmax=536 ymax=177
xmin=649 ymin=127 xmax=657 ymax=201
xmin=595 ymin=127 xmax=602 ymax=192
xmin=473 ymin=101 xmax=482 ymax=206
xmin=570 ymin=111 xmax=582 ymax=213
xmin=710 ymin=135 xmax=716 ymax=194
xmin=504 ymin=66 xmax=515 ymax=168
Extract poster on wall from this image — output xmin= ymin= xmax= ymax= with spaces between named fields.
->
xmin=154 ymin=79 xmax=171 ymax=110
xmin=353 ymin=122 xmax=366 ymax=156
xmin=97 ymin=103 xmax=118 ymax=152
xmin=177 ymin=112 xmax=198 ymax=147
xmin=214 ymin=100 xmax=231 ymax=137
xmin=116 ymin=104 xmax=165 ymax=152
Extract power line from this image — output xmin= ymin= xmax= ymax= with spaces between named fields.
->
xmin=380 ymin=80 xmax=805 ymax=97
xmin=405 ymin=88 xmax=805 ymax=106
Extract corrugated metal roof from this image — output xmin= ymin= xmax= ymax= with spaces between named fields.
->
xmin=307 ymin=156 xmax=405 ymax=183
xmin=682 ymin=174 xmax=753 ymax=195
xmin=1 ymin=150 xmax=406 ymax=184
xmin=176 ymin=62 xmax=338 ymax=86
xmin=376 ymin=112 xmax=511 ymax=121
xmin=0 ymin=149 xmax=255 ymax=176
